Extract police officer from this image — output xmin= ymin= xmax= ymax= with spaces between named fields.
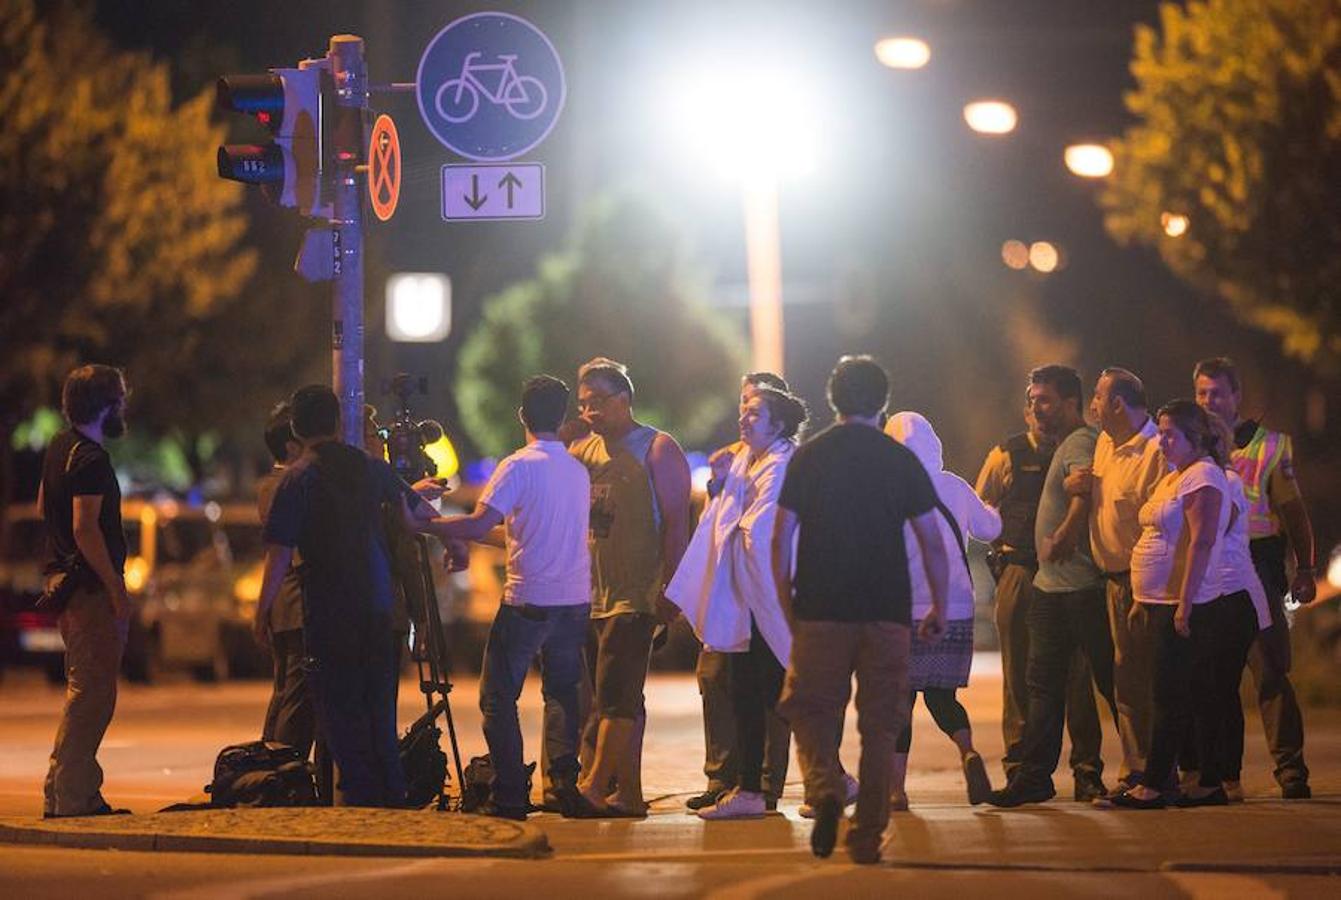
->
xmin=1194 ymin=357 xmax=1314 ymax=799
xmin=976 ymin=372 xmax=1105 ymax=801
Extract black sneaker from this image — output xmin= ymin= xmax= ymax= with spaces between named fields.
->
xmin=1073 ymin=771 xmax=1108 ymax=803
xmin=685 ymin=787 xmax=727 ymax=811
xmin=809 ymin=797 xmax=842 ymax=859
xmin=1172 ymin=787 xmax=1228 ymax=808
xmin=1281 ymin=781 xmax=1312 ymax=800
xmin=986 ymin=779 xmax=1055 ymax=808
xmin=765 ymin=795 xmax=778 ymax=812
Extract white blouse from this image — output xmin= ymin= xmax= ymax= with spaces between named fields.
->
xmin=1216 ymin=471 xmax=1272 ymax=630
xmin=1131 ymin=459 xmax=1230 ymax=605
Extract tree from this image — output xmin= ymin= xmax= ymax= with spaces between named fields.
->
xmin=456 ymin=192 xmax=747 ymax=457
xmin=1101 ymin=0 xmax=1341 ymax=370
xmin=0 ymin=0 xmax=328 ymax=501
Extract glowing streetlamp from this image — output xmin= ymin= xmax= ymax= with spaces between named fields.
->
xmin=964 ymin=100 xmax=1018 ymax=135
xmin=666 ymin=63 xmax=821 ymax=375
xmin=875 ymin=37 xmax=931 ymax=70
xmin=1029 ymin=242 xmax=1060 ymax=273
xmin=1001 ymin=240 xmax=1030 ymax=270
xmin=1161 ymin=212 xmax=1190 ymax=237
xmin=1064 ymin=143 xmax=1114 ymax=178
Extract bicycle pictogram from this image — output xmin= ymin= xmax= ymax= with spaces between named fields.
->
xmin=434 ymin=52 xmax=548 ymax=124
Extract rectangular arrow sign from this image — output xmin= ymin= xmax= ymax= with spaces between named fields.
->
xmin=441 ymin=163 xmax=545 ymax=222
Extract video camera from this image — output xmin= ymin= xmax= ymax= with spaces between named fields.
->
xmin=381 ymin=373 xmax=448 ymax=486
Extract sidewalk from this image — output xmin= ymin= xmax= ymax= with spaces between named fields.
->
xmin=0 ymin=807 xmax=548 ymax=859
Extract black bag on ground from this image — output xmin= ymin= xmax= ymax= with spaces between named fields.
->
xmin=205 ymin=740 xmax=316 ymax=808
xmin=400 ymin=722 xmax=448 ymax=809
xmin=460 ymin=754 xmax=534 ymax=813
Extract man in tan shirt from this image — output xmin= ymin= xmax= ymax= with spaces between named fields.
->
xmin=1066 ymin=367 xmax=1166 ymax=790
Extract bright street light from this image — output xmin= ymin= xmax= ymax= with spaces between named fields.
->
xmin=1161 ymin=212 xmax=1190 ymax=237
xmin=1029 ymin=242 xmax=1060 ymax=273
xmin=386 ymin=273 xmax=451 ymax=342
xmin=1064 ymin=143 xmax=1114 ymax=178
xmin=1001 ymin=240 xmax=1030 ymax=270
xmin=664 ymin=58 xmax=826 ymax=375
xmin=875 ymin=37 xmax=931 ymax=70
xmin=963 ymin=100 xmax=1017 ymax=135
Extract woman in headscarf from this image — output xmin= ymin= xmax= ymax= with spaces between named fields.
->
xmin=886 ymin=412 xmax=1002 ymax=808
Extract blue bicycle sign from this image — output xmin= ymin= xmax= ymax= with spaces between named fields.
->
xmin=436 ymin=52 xmax=548 ymax=123
xmin=417 ymin=12 xmax=565 ymax=162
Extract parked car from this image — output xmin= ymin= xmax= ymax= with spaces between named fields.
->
xmin=0 ymin=499 xmax=271 ymax=684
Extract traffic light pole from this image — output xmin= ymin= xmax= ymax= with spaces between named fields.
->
xmin=329 ymin=35 xmax=367 ymax=448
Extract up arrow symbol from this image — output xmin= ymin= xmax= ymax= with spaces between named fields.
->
xmin=498 ymin=172 xmax=523 ymax=209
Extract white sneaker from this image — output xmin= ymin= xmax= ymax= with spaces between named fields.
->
xmin=698 ymin=788 xmax=767 ymax=820
xmin=799 ymin=776 xmax=860 ymax=819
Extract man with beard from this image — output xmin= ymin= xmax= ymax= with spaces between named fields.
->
xmin=41 ymin=365 xmax=133 ymax=818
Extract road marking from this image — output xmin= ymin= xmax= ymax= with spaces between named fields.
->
xmin=149 ymin=858 xmax=495 ymax=900
xmin=1163 ymin=872 xmax=1286 ymax=899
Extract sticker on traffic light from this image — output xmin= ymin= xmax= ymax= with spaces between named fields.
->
xmin=368 ymin=114 xmax=401 ymax=222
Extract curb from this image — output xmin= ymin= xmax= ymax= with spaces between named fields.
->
xmin=0 ymin=808 xmax=550 ymax=859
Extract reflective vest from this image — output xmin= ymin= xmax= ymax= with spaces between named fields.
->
xmin=1230 ymin=425 xmax=1288 ymax=539
xmin=997 ymin=432 xmax=1053 ymax=553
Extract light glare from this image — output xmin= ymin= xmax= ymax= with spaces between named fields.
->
xmin=875 ymin=37 xmax=931 ymax=70
xmin=1001 ymin=240 xmax=1030 ymax=270
xmin=963 ymin=101 xmax=1018 ymax=135
xmin=387 ymin=273 xmax=451 ymax=342
xmin=1029 ymin=242 xmax=1060 ymax=273
xmin=1064 ymin=143 xmax=1114 ymax=178
xmin=1161 ymin=212 xmax=1190 ymax=237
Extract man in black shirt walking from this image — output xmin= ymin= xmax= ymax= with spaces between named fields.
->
xmin=41 ymin=364 xmax=132 ymax=818
xmin=774 ymin=356 xmax=951 ymax=864
xmin=256 ymin=385 xmax=435 ymax=807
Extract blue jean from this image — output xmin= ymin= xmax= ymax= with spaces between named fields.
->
xmin=479 ymin=602 xmax=591 ymax=809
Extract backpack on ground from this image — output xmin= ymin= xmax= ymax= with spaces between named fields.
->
xmin=460 ymin=754 xmax=535 ymax=813
xmin=205 ymin=740 xmax=317 ymax=808
xmin=400 ymin=721 xmax=448 ymax=809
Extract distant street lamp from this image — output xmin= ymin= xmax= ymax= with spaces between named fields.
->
xmin=1161 ymin=212 xmax=1190 ymax=237
xmin=964 ymin=100 xmax=1018 ymax=135
xmin=1001 ymin=240 xmax=1030 ymax=270
xmin=386 ymin=273 xmax=451 ymax=342
xmin=875 ymin=37 xmax=931 ymax=70
xmin=1029 ymin=241 xmax=1060 ymax=273
xmin=1064 ymin=143 xmax=1114 ymax=178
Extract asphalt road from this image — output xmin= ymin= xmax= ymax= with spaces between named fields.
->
xmin=2 ymin=657 xmax=1339 ymax=898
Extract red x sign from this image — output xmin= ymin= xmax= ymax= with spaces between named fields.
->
xmin=368 ymin=114 xmax=401 ymax=222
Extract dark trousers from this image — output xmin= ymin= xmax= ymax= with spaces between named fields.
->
xmin=1241 ymin=537 xmax=1308 ymax=786
xmin=307 ymin=619 xmax=405 ymax=808
xmin=1016 ymin=586 xmax=1118 ymax=789
xmin=730 ymin=619 xmax=789 ymax=794
xmin=896 ymin=689 xmax=971 ymax=753
xmin=262 ymin=629 xmax=315 ymax=759
xmin=702 ymin=645 xmax=791 ymax=798
xmin=995 ymin=564 xmax=1103 ymax=779
xmin=479 ymin=602 xmax=589 ymax=809
xmin=1141 ymin=603 xmax=1221 ymax=790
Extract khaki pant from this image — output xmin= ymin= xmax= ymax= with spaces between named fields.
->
xmin=779 ymin=620 xmax=910 ymax=853
xmin=1105 ymin=575 xmax=1154 ymax=780
xmin=44 ymin=585 xmax=128 ymax=816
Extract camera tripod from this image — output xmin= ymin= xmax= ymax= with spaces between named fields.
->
xmin=395 ymin=531 xmax=467 ymax=811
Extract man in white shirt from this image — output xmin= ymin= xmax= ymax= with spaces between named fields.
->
xmin=1066 ymin=367 xmax=1166 ymax=791
xmin=421 ymin=376 xmax=591 ymax=820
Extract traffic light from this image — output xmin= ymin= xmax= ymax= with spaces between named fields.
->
xmin=217 ymin=62 xmax=332 ymax=218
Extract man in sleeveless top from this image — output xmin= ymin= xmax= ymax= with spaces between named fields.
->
xmin=1195 ymin=357 xmax=1313 ymax=799
xmin=975 ymin=376 xmax=1104 ymax=801
xmin=569 ymin=358 xmax=691 ymax=815
xmin=41 ymin=365 xmax=132 ymax=818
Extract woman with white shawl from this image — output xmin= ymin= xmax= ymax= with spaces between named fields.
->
xmin=667 ymin=386 xmax=809 ymax=819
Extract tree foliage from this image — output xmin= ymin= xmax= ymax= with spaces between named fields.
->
xmin=1101 ymin=0 xmax=1341 ymax=369
xmin=456 ymin=193 xmax=746 ymax=457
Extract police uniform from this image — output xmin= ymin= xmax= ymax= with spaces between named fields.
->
xmin=1229 ymin=420 xmax=1309 ymax=791
xmin=976 ymin=432 xmax=1102 ymax=782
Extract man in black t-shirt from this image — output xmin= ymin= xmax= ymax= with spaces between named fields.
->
xmin=774 ymin=356 xmax=950 ymax=865
xmin=256 ymin=385 xmax=435 ymax=807
xmin=40 ymin=364 xmax=132 ymax=818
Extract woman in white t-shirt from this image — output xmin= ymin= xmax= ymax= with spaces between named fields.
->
xmin=1114 ymin=400 xmax=1231 ymax=809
